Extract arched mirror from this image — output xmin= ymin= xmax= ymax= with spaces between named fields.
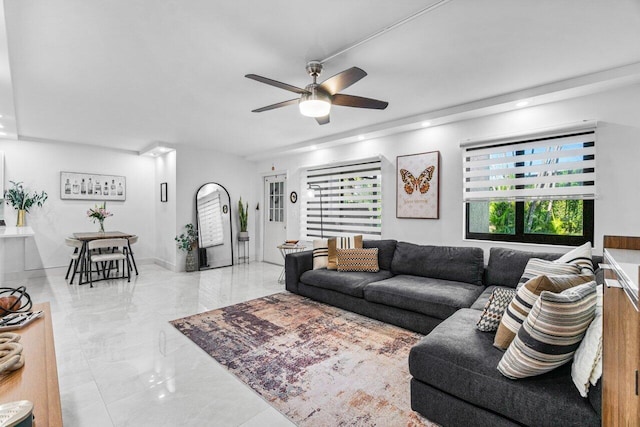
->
xmin=195 ymin=182 xmax=233 ymax=270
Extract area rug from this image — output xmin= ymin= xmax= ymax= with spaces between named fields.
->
xmin=170 ymin=292 xmax=434 ymax=426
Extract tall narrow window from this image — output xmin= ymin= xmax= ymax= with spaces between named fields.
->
xmin=197 ymin=190 xmax=224 ymax=247
xmin=462 ymin=122 xmax=596 ymax=246
xmin=301 ymin=157 xmax=382 ymax=240
xmin=269 ymin=181 xmax=284 ymax=223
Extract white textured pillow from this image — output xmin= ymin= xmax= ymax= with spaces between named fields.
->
xmin=516 ymin=258 xmax=583 ymax=289
xmin=556 ymin=242 xmax=594 ymax=275
xmin=312 ymin=239 xmax=328 ymax=269
xmin=571 ymin=284 xmax=603 ymax=397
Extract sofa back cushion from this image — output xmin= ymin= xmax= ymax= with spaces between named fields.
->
xmin=363 ymin=239 xmax=397 ymax=271
xmin=391 ymin=242 xmax=484 ymax=285
xmin=485 ymin=248 xmax=561 ymax=288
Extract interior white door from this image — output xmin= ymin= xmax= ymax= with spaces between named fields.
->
xmin=263 ymin=174 xmax=287 ymax=265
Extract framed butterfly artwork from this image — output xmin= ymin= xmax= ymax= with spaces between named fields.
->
xmin=396 ymin=151 xmax=440 ymax=219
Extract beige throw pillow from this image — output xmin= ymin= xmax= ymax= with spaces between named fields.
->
xmin=494 ymin=273 xmax=593 ymax=350
xmin=327 ymin=235 xmax=363 ymax=270
xmin=336 ymin=248 xmax=379 ymax=272
xmin=498 ymin=281 xmax=597 ymax=379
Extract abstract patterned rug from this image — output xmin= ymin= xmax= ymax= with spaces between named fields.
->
xmin=170 ymin=292 xmax=434 ymax=426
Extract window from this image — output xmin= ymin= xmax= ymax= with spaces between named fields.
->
xmin=197 ymin=190 xmax=224 ymax=247
xmin=268 ymin=181 xmax=284 ymax=223
xmin=462 ymin=122 xmax=596 ymax=246
xmin=301 ymin=157 xmax=382 ymax=240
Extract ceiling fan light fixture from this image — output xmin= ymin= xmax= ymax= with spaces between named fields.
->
xmin=299 ymin=91 xmax=331 ymax=118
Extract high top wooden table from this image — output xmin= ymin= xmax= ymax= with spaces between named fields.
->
xmin=72 ymin=231 xmax=134 ymax=284
xmin=0 ymin=302 xmax=62 ymax=426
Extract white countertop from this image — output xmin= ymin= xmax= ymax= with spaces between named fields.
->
xmin=0 ymin=226 xmax=35 ymax=238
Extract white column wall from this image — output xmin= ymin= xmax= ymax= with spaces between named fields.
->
xmin=155 ymin=150 xmax=177 ymax=270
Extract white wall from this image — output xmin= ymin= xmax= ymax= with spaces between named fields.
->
xmin=255 ymin=83 xmax=640 ymax=258
xmin=155 ymin=150 xmax=177 ymax=270
xmin=0 ymin=139 xmax=156 ymax=272
xmin=175 ymin=145 xmax=257 ymax=270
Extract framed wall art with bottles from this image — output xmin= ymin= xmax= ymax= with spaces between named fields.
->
xmin=60 ymin=171 xmax=126 ymax=201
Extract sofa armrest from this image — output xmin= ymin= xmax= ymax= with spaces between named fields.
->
xmin=285 ymin=250 xmax=313 ymax=294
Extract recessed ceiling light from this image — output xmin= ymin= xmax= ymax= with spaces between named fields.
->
xmin=139 ymin=142 xmax=175 ymax=157
xmin=516 ymin=100 xmax=530 ymax=108
xmin=0 ymin=132 xmax=6 ymax=136
xmin=309 ymin=145 xmax=317 ymax=150
xmin=0 ymin=124 xmax=4 ymax=129
xmin=358 ymin=135 xmax=365 ymax=141
xmin=421 ymin=121 xmax=431 ymax=127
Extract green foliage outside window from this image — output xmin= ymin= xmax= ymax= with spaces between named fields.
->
xmin=484 ymin=200 xmax=584 ymax=236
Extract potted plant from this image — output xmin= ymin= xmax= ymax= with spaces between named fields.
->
xmin=175 ymin=223 xmax=198 ymax=272
xmin=238 ymin=197 xmax=249 ymax=239
xmin=4 ymin=181 xmax=48 ymax=227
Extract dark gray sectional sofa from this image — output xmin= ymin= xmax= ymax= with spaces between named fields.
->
xmin=285 ymin=239 xmax=602 ymax=427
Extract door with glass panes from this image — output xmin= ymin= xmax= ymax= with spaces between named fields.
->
xmin=263 ymin=174 xmax=286 ymax=264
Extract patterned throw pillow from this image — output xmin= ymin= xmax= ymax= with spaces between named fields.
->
xmin=494 ymin=273 xmax=593 ymax=350
xmin=476 ymin=288 xmax=517 ymax=332
xmin=516 ymin=258 xmax=582 ymax=289
xmin=498 ymin=281 xmax=597 ymax=379
xmin=336 ymin=248 xmax=379 ymax=272
xmin=555 ymin=242 xmax=594 ymax=275
xmin=327 ymin=235 xmax=363 ymax=270
xmin=312 ymin=239 xmax=328 ymax=270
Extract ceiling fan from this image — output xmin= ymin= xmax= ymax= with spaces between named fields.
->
xmin=245 ymin=61 xmax=389 ymax=125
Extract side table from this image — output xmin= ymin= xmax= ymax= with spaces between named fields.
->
xmin=238 ymin=236 xmax=250 ymax=264
xmin=277 ymin=244 xmax=307 ymax=283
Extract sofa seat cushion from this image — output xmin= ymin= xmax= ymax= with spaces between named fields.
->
xmin=299 ymin=268 xmax=393 ymax=298
xmin=363 ymin=275 xmax=485 ymax=320
xmin=409 ymin=309 xmax=599 ymax=427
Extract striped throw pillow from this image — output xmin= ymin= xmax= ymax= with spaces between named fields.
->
xmin=312 ymin=239 xmax=328 ymax=270
xmin=477 ymin=288 xmax=517 ymax=332
xmin=516 ymin=258 xmax=582 ymax=289
xmin=498 ymin=281 xmax=597 ymax=379
xmin=336 ymin=248 xmax=379 ymax=272
xmin=494 ymin=274 xmax=593 ymax=350
xmin=327 ymin=235 xmax=363 ymax=270
xmin=555 ymin=242 xmax=594 ymax=275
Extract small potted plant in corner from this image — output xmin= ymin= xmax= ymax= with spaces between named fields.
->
xmin=4 ymin=181 xmax=48 ymax=227
xmin=238 ymin=197 xmax=249 ymax=240
xmin=175 ymin=223 xmax=198 ymax=272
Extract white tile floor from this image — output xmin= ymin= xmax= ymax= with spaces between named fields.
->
xmin=8 ymin=262 xmax=296 ymax=427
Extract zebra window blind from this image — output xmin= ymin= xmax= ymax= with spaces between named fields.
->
xmin=462 ymin=122 xmax=596 ymax=202
xmin=301 ymin=157 xmax=382 ymax=240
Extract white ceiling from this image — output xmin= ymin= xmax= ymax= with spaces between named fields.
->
xmin=2 ymin=0 xmax=640 ymax=157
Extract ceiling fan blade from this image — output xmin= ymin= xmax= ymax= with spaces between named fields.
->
xmin=251 ymin=98 xmax=299 ymax=113
xmin=332 ymin=94 xmax=389 ymax=110
xmin=315 ymin=115 xmax=330 ymax=125
xmin=319 ymin=67 xmax=367 ymax=95
xmin=245 ymin=74 xmax=309 ymax=94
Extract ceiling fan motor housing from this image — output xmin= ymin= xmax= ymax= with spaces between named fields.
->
xmin=305 ymin=61 xmax=323 ymax=79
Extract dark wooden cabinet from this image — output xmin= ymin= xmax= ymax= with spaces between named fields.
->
xmin=602 ymin=236 xmax=640 ymax=426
